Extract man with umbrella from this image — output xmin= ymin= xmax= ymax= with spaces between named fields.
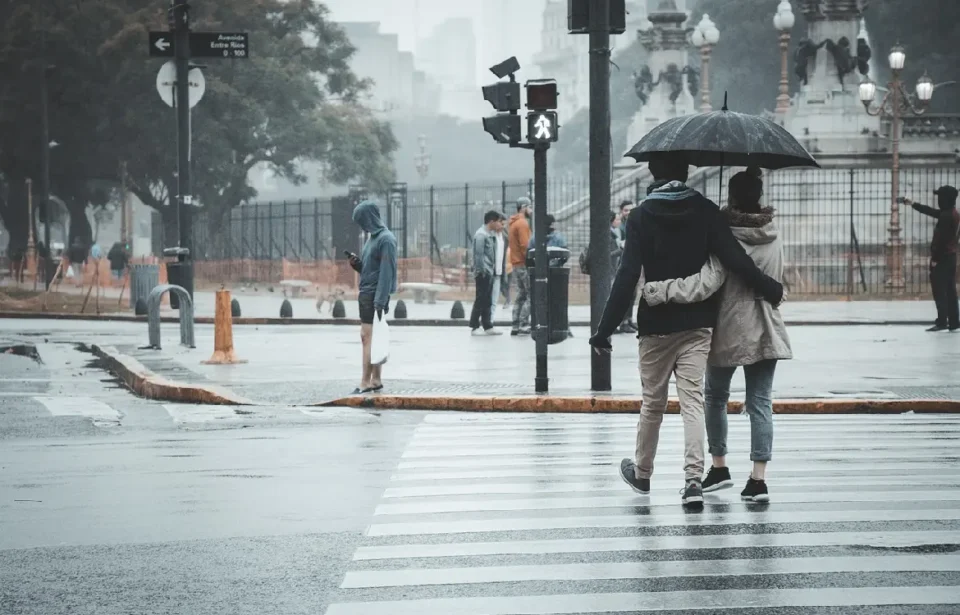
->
xmin=589 ymin=100 xmax=816 ymax=509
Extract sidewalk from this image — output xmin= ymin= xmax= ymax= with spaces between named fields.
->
xmin=4 ymin=318 xmax=958 ymax=411
xmin=0 ymin=279 xmax=940 ymax=326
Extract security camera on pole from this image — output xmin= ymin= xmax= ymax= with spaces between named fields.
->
xmin=481 ymin=58 xmax=560 ymax=394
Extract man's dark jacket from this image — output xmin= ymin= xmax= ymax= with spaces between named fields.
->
xmin=596 ymin=180 xmax=784 ymax=338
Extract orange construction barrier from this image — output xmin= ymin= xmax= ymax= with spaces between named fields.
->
xmin=202 ymin=289 xmax=246 ymax=365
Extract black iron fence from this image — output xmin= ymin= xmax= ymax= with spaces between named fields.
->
xmin=190 ymin=165 xmax=959 ymax=297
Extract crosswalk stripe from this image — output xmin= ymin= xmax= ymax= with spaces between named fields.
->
xmin=342 ymin=553 xmax=960 ymax=588
xmin=328 ymin=414 xmax=960 ymax=615
xmin=375 ymin=490 xmax=960 ymax=516
xmin=162 ymin=404 xmax=242 ymax=423
xmin=382 ymin=474 xmax=955 ymax=498
xmin=367 ymin=508 xmax=960 ymax=537
xmin=389 ymin=461 xmax=959 ymax=482
xmin=33 ymin=396 xmax=120 ymax=426
xmin=325 ymin=586 xmax=960 ymax=615
xmin=396 ymin=448 xmax=955 ymax=470
xmin=354 ymin=529 xmax=960 ymax=561
xmin=400 ymin=440 xmax=952 ymax=458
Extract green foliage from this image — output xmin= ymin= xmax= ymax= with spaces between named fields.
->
xmin=0 ymin=0 xmax=397 ymax=253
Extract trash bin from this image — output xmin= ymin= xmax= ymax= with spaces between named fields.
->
xmin=129 ymin=263 xmax=160 ymax=309
xmin=163 ymin=247 xmax=193 ymax=310
xmin=526 ymin=246 xmax=571 ymax=345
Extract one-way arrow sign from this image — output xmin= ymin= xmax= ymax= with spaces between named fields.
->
xmin=149 ymin=32 xmax=175 ymax=57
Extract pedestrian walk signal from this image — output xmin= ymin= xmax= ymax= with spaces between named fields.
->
xmin=527 ymin=112 xmax=559 ymax=143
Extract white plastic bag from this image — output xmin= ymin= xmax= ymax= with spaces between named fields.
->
xmin=370 ymin=312 xmax=390 ymax=365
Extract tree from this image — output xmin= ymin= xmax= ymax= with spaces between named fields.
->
xmin=0 ymin=0 xmax=397 ymax=259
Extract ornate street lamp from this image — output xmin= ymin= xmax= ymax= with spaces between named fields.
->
xmin=859 ymin=45 xmax=934 ymax=291
xmin=414 ymin=134 xmax=431 ymax=268
xmin=691 ymin=14 xmax=720 ymax=113
xmin=773 ymin=1 xmax=795 ymax=115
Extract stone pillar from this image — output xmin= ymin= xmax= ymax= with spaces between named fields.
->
xmin=626 ymin=0 xmax=697 ymax=152
xmin=784 ymin=0 xmax=880 ymax=154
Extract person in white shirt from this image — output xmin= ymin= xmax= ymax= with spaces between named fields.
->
xmin=491 ymin=224 xmax=506 ymax=317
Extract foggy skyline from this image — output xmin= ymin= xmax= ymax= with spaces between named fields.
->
xmin=320 ymin=0 xmax=546 ymax=85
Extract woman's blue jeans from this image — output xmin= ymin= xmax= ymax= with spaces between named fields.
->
xmin=704 ymin=360 xmax=777 ymax=462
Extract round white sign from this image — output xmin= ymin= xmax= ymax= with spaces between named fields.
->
xmin=155 ymin=61 xmax=206 ymax=108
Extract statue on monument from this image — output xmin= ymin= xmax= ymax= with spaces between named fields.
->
xmin=684 ymin=66 xmax=699 ymax=100
xmin=632 ymin=66 xmax=656 ymax=106
xmin=795 ymin=39 xmax=828 ymax=86
xmin=663 ymin=63 xmax=685 ymax=104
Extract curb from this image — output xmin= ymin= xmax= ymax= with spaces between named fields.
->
xmin=321 ymin=394 xmax=960 ymax=414
xmin=90 ymin=344 xmax=254 ymax=406
xmin=0 ymin=310 xmax=932 ymax=327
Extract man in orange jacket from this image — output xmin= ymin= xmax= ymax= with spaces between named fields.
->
xmin=508 ymin=197 xmax=532 ymax=335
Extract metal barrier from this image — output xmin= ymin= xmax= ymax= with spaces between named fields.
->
xmin=147 ymin=284 xmax=195 ymax=349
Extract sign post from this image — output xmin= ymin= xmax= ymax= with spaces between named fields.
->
xmin=149 ymin=3 xmax=249 ymax=300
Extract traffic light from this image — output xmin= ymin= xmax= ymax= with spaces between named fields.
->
xmin=481 ymin=56 xmax=522 ymax=145
xmin=525 ymin=79 xmax=559 ymax=143
xmin=527 ymin=112 xmax=558 ymax=144
xmin=525 ymin=79 xmax=559 ymax=111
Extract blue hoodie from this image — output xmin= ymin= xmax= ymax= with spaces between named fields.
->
xmin=352 ymin=200 xmax=398 ymax=309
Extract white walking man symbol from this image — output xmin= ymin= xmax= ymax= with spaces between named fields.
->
xmin=534 ymin=114 xmax=552 ymax=140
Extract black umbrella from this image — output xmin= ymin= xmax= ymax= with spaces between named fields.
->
xmin=625 ymin=95 xmax=820 ymax=170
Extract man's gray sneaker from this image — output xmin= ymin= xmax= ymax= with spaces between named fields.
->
xmin=681 ymin=479 xmax=704 ymax=507
xmin=619 ymin=458 xmax=650 ymax=494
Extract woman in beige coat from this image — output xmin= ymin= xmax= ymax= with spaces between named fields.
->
xmin=641 ymin=168 xmax=792 ymax=502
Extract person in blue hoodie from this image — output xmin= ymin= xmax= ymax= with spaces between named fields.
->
xmin=348 ymin=200 xmax=398 ymax=394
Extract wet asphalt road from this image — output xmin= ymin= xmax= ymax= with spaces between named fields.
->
xmin=1 ymin=346 xmax=960 ymax=614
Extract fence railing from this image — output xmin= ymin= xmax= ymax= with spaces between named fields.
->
xmin=189 ymin=165 xmax=960 ymax=297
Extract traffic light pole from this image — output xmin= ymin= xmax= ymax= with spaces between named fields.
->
xmin=532 ymin=143 xmax=549 ymax=393
xmin=589 ymin=0 xmax=612 ymax=391
xmin=173 ymin=0 xmax=193 ymax=259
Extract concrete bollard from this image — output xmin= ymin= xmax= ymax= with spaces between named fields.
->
xmin=203 ymin=289 xmax=246 ymax=365
xmin=231 ymin=298 xmax=241 ymax=318
xmin=450 ymin=300 xmax=465 ymax=320
xmin=394 ymin=299 xmax=408 ymax=319
xmin=280 ymin=299 xmax=293 ymax=318
xmin=332 ymin=299 xmax=346 ymax=319
xmin=135 ymin=298 xmax=148 ymax=316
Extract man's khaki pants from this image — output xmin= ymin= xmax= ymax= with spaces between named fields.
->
xmin=634 ymin=328 xmax=712 ymax=482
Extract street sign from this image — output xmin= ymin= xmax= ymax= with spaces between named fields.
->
xmin=149 ymin=32 xmax=174 ymax=57
xmin=527 ymin=112 xmax=559 ymax=143
xmin=156 ymin=61 xmax=206 ymax=108
xmin=189 ymin=32 xmax=249 ymax=58
xmin=148 ymin=31 xmax=249 ymax=58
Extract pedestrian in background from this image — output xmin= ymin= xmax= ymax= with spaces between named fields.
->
xmin=107 ymin=241 xmax=129 ymax=281
xmin=642 ymin=168 xmax=792 ymax=503
xmin=491 ymin=217 xmax=507 ymax=320
xmin=618 ymin=199 xmax=638 ymax=334
xmin=902 ymin=186 xmax=960 ymax=332
xmin=349 ymin=200 xmax=398 ymax=394
xmin=471 ymin=210 xmax=506 ymax=336
xmin=589 ymin=154 xmax=783 ymax=508
xmin=509 ymin=197 xmax=533 ymax=336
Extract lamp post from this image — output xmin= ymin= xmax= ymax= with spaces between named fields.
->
xmin=414 ymin=134 xmax=430 ymax=267
xmin=773 ymin=1 xmax=795 ymax=115
xmin=691 ymin=14 xmax=720 ymax=113
xmin=859 ymin=45 xmax=934 ymax=291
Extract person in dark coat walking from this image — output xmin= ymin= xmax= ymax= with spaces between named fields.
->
xmin=903 ymin=186 xmax=960 ymax=331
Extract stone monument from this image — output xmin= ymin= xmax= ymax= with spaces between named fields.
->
xmin=783 ymin=0 xmax=880 ymax=154
xmin=626 ymin=0 xmax=698 ymax=152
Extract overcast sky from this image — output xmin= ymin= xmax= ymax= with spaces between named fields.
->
xmin=321 ymin=0 xmax=547 ymax=81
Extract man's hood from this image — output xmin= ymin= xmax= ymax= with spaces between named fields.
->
xmin=726 ymin=207 xmax=778 ymax=245
xmin=640 ymin=180 xmax=708 ymax=228
xmin=509 ymin=213 xmax=527 ymax=225
xmin=352 ymin=200 xmax=386 ymax=234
